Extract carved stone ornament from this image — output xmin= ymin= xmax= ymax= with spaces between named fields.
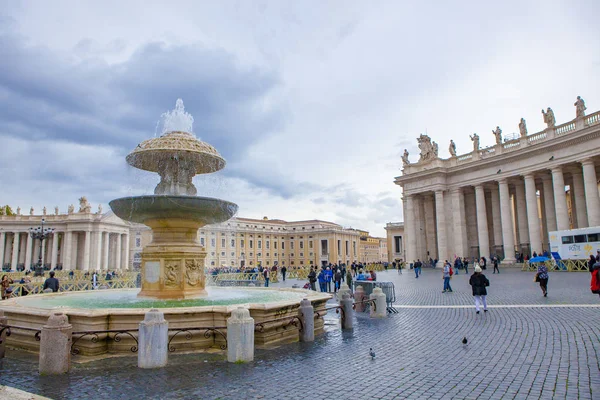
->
xmin=417 ymin=134 xmax=437 ymax=162
xmin=164 ymin=263 xmax=179 ymax=287
xmin=78 ymin=196 xmax=92 ymax=213
xmin=185 ymin=259 xmax=203 ymax=286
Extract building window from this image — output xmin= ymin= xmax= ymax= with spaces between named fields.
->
xmin=135 ymin=238 xmax=141 ymax=248
xmin=291 ymin=242 xmax=295 ymax=250
xmin=291 ymin=253 xmax=294 ymax=257
xmin=258 ymin=253 xmax=262 ymax=257
xmin=300 ymin=241 xmax=304 ymax=249
xmin=300 ymin=253 xmax=303 ymax=257
xmin=353 ymin=241 xmax=356 ymax=256
xmin=266 ymin=241 xmax=270 ymax=249
xmin=274 ymin=253 xmax=278 ymax=257
xmin=250 ymin=240 xmax=253 ymax=249
xmin=211 ymin=252 xmax=215 ymax=256
xmin=211 ymin=238 xmax=215 ymax=247
xmin=221 ymin=238 xmax=225 ymax=247
xmin=231 ymin=252 xmax=235 ymax=257
xmin=221 ymin=252 xmax=225 ymax=257
xmin=200 ymin=238 xmax=205 ymax=246
xmin=211 ymin=261 xmax=215 ymax=266
xmin=281 ymin=242 xmax=285 ymax=250
xmin=258 ymin=240 xmax=262 ymax=249
xmin=241 ymin=239 xmax=245 ymax=247
xmin=231 ymin=239 xmax=235 ymax=247
xmin=346 ymin=240 xmax=349 ymax=255
xmin=309 ymin=241 xmax=313 ymax=249
xmin=337 ymin=240 xmax=341 ymax=254
xmin=274 ymin=241 xmax=277 ymax=249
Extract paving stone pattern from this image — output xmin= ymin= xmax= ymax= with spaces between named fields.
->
xmin=1 ymin=269 xmax=599 ymax=400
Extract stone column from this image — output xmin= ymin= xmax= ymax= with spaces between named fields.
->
xmin=51 ymin=232 xmax=60 ymax=270
xmin=94 ymin=232 xmax=102 ymax=270
xmin=24 ymin=232 xmax=33 ymax=271
xmin=227 ymin=307 xmax=254 ymax=363
xmin=524 ymin=173 xmax=542 ymax=255
xmin=434 ymin=190 xmax=447 ymax=265
xmin=474 ymin=185 xmax=490 ymax=259
xmin=83 ymin=231 xmax=92 ymax=270
xmin=582 ymin=159 xmax=600 ymax=227
xmin=39 ymin=313 xmax=72 ymax=375
xmin=298 ymin=298 xmax=314 ymax=342
xmin=405 ymin=195 xmax=417 ymax=264
xmin=40 ymin=237 xmax=46 ymax=267
xmin=539 ymin=176 xmax=557 ymax=238
xmin=138 ymin=309 xmax=168 ymax=369
xmin=102 ymin=232 xmax=110 ymax=270
xmin=423 ymin=195 xmax=436 ymax=260
xmin=498 ymin=179 xmax=516 ymax=263
xmin=514 ymin=181 xmax=529 ymax=251
xmin=450 ymin=188 xmax=467 ymax=258
xmin=121 ymin=233 xmax=129 ymax=270
xmin=11 ymin=232 xmax=20 ymax=271
xmin=0 ymin=232 xmax=5 ymax=270
xmin=551 ymin=166 xmax=569 ymax=230
xmin=489 ymin=186 xmax=502 ymax=254
xmin=63 ymin=231 xmax=72 ymax=270
xmin=115 ymin=234 xmax=122 ymax=270
xmin=571 ymin=169 xmax=588 ymax=228
xmin=369 ymin=287 xmax=387 ymax=318
xmin=340 ymin=292 xmax=354 ymax=330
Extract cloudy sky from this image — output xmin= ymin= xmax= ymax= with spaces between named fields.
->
xmin=1 ymin=1 xmax=599 ymax=237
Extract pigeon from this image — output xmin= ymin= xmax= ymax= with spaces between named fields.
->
xmin=462 ymin=337 xmax=468 ymax=345
xmin=369 ymin=348 xmax=376 ymax=359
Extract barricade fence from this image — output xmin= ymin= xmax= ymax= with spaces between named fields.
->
xmin=522 ymin=259 xmax=590 ymax=272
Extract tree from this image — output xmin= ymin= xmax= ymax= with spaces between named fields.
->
xmin=0 ymin=205 xmax=15 ymax=215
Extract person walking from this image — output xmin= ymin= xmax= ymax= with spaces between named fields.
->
xmin=535 ymin=263 xmax=549 ymax=297
xmin=1 ymin=275 xmax=14 ymax=300
xmin=308 ymin=267 xmax=317 ymax=291
xmin=414 ymin=259 xmax=421 ymax=278
xmin=325 ymin=267 xmax=333 ymax=292
xmin=493 ymin=257 xmax=500 ymax=274
xmin=281 ymin=265 xmax=287 ymax=282
xmin=334 ymin=268 xmax=342 ymax=293
xmin=263 ymin=268 xmax=269 ymax=287
xmin=463 ymin=257 xmax=469 ymax=274
xmin=442 ymin=261 xmax=453 ymax=293
xmin=318 ymin=269 xmax=327 ymax=292
xmin=469 ymin=266 xmax=490 ymax=314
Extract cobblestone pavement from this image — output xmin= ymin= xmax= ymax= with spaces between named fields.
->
xmin=1 ymin=269 xmax=599 ymax=400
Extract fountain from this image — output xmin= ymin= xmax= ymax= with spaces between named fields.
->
xmin=0 ymin=100 xmax=331 ymax=356
xmin=109 ymin=99 xmax=237 ymax=299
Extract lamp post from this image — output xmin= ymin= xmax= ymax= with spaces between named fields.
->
xmin=29 ymin=218 xmax=54 ymax=276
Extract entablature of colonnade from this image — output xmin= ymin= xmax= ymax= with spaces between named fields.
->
xmin=395 ymin=103 xmax=600 ymax=195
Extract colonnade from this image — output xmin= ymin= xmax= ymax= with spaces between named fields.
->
xmin=0 ymin=230 xmax=130 ymax=271
xmin=404 ymin=160 xmax=600 ymax=264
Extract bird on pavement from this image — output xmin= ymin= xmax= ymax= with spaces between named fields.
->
xmin=462 ymin=337 xmax=468 ymax=345
xmin=369 ymin=348 xmax=376 ymax=359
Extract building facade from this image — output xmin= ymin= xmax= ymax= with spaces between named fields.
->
xmin=131 ymin=216 xmax=363 ymax=269
xmin=395 ymin=99 xmax=600 ymax=265
xmin=385 ymin=222 xmax=404 ymax=263
xmin=356 ymin=230 xmax=387 ymax=263
xmin=0 ymin=198 xmax=130 ymax=271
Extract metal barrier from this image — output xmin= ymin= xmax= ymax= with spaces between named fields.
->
xmin=352 ymin=281 xmax=396 ymax=313
xmin=522 ymin=259 xmax=590 ymax=272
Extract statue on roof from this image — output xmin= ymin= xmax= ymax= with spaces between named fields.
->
xmin=469 ymin=133 xmax=480 ymax=152
xmin=29 ymin=207 xmax=34 ymax=216
xmin=449 ymin=140 xmax=456 ymax=157
xmin=492 ymin=126 xmax=502 ymax=145
xmin=542 ymin=107 xmax=555 ymax=128
xmin=16 ymin=206 xmax=21 ymax=215
xmin=417 ymin=134 xmax=436 ymax=162
xmin=68 ymin=204 xmax=75 ymax=214
xmin=54 ymin=206 xmax=59 ymax=215
xmin=43 ymin=206 xmax=47 ymax=216
xmin=78 ymin=196 xmax=92 ymax=213
xmin=519 ymin=118 xmax=527 ymax=137
xmin=97 ymin=204 xmax=103 ymax=214
xmin=574 ymin=96 xmax=586 ymax=118
xmin=401 ymin=149 xmax=410 ymax=166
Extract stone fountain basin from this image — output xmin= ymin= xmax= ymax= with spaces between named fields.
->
xmin=0 ymin=288 xmax=331 ymax=356
xmin=109 ymin=195 xmax=238 ymax=225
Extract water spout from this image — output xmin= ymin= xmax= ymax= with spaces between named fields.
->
xmin=159 ymin=98 xmax=195 ymax=135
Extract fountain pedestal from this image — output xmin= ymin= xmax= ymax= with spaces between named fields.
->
xmin=138 ymin=219 xmax=207 ymax=299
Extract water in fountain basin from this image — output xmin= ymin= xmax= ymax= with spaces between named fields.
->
xmin=16 ymin=288 xmax=305 ymax=309
xmin=157 ymin=98 xmax=195 ymax=136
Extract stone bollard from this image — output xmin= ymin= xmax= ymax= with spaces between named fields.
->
xmin=340 ymin=293 xmax=354 ymax=330
xmin=370 ymin=287 xmax=387 ymax=318
xmin=0 ymin=310 xmax=7 ymax=359
xmin=227 ymin=307 xmax=254 ymax=363
xmin=298 ymin=298 xmax=314 ymax=342
xmin=353 ymin=285 xmax=366 ymax=312
xmin=337 ymin=287 xmax=351 ymax=303
xmin=138 ymin=309 xmax=169 ymax=369
xmin=39 ymin=312 xmax=72 ymax=375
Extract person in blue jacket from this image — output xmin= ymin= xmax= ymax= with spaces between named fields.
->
xmin=318 ymin=269 xmax=327 ymax=292
xmin=324 ymin=266 xmax=333 ymax=292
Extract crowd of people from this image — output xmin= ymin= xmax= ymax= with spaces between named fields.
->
xmin=306 ymin=262 xmax=379 ymax=293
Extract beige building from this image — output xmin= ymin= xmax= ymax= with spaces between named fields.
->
xmin=395 ymin=99 xmax=600 ymax=265
xmin=385 ymin=222 xmax=404 ymax=263
xmin=0 ymin=198 xmax=130 ymax=271
xmin=357 ymin=230 xmax=387 ymax=263
xmin=131 ymin=216 xmax=362 ymax=269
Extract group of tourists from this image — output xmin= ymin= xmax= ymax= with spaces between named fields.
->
xmin=0 ymin=271 xmax=60 ymax=299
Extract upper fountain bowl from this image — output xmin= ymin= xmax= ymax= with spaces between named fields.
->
xmin=126 ymin=131 xmax=225 ymax=174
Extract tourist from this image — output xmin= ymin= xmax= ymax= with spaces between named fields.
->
xmin=308 ymin=267 xmax=317 ymax=291
xmin=469 ymin=266 xmax=490 ymax=314
xmin=442 ymin=262 xmax=453 ymax=293
xmin=414 ymin=259 xmax=421 ymax=278
xmin=493 ymin=257 xmax=500 ymax=274
xmin=369 ymin=270 xmax=377 ymax=281
xmin=346 ymin=267 xmax=353 ymax=290
xmin=281 ymin=265 xmax=287 ymax=282
xmin=334 ymin=268 xmax=342 ymax=292
xmin=1 ymin=275 xmax=14 ymax=300
xmin=535 ymin=263 xmax=549 ymax=297
xmin=91 ymin=272 xmax=98 ymax=289
xmin=325 ymin=267 xmax=333 ymax=292
xmin=479 ymin=257 xmax=487 ymax=270
xmin=590 ymin=261 xmax=600 ymax=297
xmin=43 ymin=271 xmax=60 ymax=293
xmin=317 ymin=269 xmax=326 ymax=292
xmin=463 ymin=257 xmax=469 ymax=274
xmin=263 ymin=268 xmax=269 ymax=287
xmin=19 ymin=275 xmax=32 ymax=296
xmin=588 ymin=255 xmax=597 ymax=271
xmin=356 ymin=269 xmax=367 ymax=281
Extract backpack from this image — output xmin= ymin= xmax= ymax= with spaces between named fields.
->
xmin=449 ymin=266 xmax=454 ymax=276
xmin=591 ymin=269 xmax=600 ymax=294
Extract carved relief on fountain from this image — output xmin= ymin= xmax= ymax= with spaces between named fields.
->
xmin=185 ymin=259 xmax=203 ymax=287
xmin=164 ymin=262 xmax=180 ymax=287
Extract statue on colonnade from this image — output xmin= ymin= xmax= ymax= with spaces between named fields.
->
xmin=574 ymin=96 xmax=586 ymax=118
xmin=449 ymin=140 xmax=456 ymax=157
xmin=54 ymin=206 xmax=59 ymax=215
xmin=401 ymin=149 xmax=410 ymax=166
xmin=469 ymin=133 xmax=480 ymax=152
xmin=68 ymin=204 xmax=75 ymax=214
xmin=29 ymin=207 xmax=34 ymax=216
xmin=97 ymin=204 xmax=103 ymax=214
xmin=492 ymin=126 xmax=502 ymax=145
xmin=519 ymin=118 xmax=528 ymax=137
xmin=16 ymin=207 xmax=21 ymax=215
xmin=417 ymin=134 xmax=437 ymax=162
xmin=78 ymin=196 xmax=92 ymax=213
xmin=542 ymin=107 xmax=555 ymax=128
xmin=43 ymin=207 xmax=47 ymax=216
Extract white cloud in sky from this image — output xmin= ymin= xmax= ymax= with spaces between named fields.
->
xmin=0 ymin=0 xmax=599 ymax=236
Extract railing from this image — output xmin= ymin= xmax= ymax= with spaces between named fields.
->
xmin=555 ymin=121 xmax=576 ymax=136
xmin=0 ymin=324 xmax=41 ymax=345
xmin=521 ymin=259 xmax=590 ymax=272
xmin=527 ymin=131 xmax=547 ymax=144
xmin=3 ymin=278 xmax=138 ymax=298
xmin=457 ymin=153 xmax=473 ymax=163
xmin=71 ymin=329 xmax=139 ymax=355
xmin=585 ymin=110 xmax=600 ymax=126
xmin=503 ymin=140 xmax=521 ymax=150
